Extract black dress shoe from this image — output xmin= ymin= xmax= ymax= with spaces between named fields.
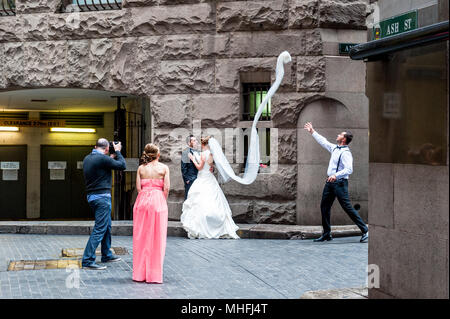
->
xmin=313 ymin=235 xmax=333 ymax=242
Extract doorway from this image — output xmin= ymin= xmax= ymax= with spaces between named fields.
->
xmin=40 ymin=145 xmax=93 ymax=219
xmin=0 ymin=145 xmax=27 ymax=220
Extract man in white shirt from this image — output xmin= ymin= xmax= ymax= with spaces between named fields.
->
xmin=304 ymin=122 xmax=368 ymax=243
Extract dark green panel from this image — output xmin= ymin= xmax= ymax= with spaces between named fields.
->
xmin=0 ymin=146 xmax=27 ymax=220
xmin=70 ymin=146 xmax=93 ymax=219
xmin=41 ymin=145 xmax=93 ymax=219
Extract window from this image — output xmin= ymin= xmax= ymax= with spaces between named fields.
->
xmin=40 ymin=112 xmax=104 ymax=128
xmin=0 ymin=0 xmax=15 ymax=16
xmin=240 ymin=127 xmax=271 ymax=172
xmin=66 ymin=0 xmax=122 ymax=12
xmin=242 ymin=83 xmax=271 ymax=121
xmin=367 ymin=40 xmax=447 ymax=165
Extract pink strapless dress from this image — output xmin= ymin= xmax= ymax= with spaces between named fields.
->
xmin=132 ymin=179 xmax=168 ymax=283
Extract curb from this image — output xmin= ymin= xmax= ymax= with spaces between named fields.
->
xmin=0 ymin=221 xmax=363 ymax=239
xmin=300 ymin=287 xmax=368 ymax=299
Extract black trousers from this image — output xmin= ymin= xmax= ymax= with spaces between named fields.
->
xmin=320 ymin=179 xmax=368 ymax=237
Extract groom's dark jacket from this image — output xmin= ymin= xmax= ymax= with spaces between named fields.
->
xmin=181 ymin=147 xmax=198 ymax=185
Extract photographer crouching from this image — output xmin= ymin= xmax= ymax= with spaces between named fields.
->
xmin=81 ymin=138 xmax=126 ymax=270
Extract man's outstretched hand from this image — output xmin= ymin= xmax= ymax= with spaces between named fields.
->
xmin=304 ymin=122 xmax=315 ymax=134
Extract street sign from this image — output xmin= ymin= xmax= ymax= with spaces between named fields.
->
xmin=339 ymin=43 xmax=359 ymax=55
xmin=373 ymin=10 xmax=417 ymax=40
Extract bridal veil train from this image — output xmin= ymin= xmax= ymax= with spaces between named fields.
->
xmin=180 ymin=51 xmax=292 ymax=239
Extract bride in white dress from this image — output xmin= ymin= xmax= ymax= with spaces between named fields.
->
xmin=180 ymin=136 xmax=239 ymax=239
xmin=180 ymin=51 xmax=292 ymax=240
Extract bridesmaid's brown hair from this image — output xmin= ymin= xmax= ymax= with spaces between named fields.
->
xmin=140 ymin=143 xmax=159 ymax=165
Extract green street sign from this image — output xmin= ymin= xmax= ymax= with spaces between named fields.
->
xmin=339 ymin=43 xmax=359 ymax=55
xmin=373 ymin=10 xmax=417 ymax=40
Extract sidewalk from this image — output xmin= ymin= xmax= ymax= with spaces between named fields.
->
xmin=0 ymin=220 xmax=363 ymax=239
xmin=0 ymin=234 xmax=368 ymax=299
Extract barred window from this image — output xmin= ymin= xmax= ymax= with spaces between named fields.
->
xmin=66 ymin=0 xmax=122 ymax=12
xmin=242 ymin=83 xmax=271 ymax=121
xmin=0 ymin=0 xmax=15 ymax=16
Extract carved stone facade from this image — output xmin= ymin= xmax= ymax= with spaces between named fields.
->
xmin=0 ymin=0 xmax=369 ymax=225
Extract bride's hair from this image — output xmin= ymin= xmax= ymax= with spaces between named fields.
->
xmin=200 ymin=136 xmax=211 ymax=146
xmin=140 ymin=143 xmax=159 ymax=165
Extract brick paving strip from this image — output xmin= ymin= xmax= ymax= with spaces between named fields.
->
xmin=8 ymin=259 xmax=82 ymax=271
xmin=0 ymin=221 xmax=363 ymax=239
xmin=7 ymin=247 xmax=128 ymax=271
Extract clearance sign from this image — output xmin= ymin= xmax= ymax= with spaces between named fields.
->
xmin=0 ymin=119 xmax=66 ymax=127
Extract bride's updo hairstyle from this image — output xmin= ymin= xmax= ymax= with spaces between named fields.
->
xmin=200 ymin=136 xmax=211 ymax=146
xmin=140 ymin=143 xmax=160 ymax=165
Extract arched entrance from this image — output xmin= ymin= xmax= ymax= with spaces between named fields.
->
xmin=0 ymin=88 xmax=150 ymax=220
xmin=296 ymin=97 xmax=369 ymax=225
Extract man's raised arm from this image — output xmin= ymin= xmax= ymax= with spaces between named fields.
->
xmin=304 ymin=122 xmax=335 ymax=153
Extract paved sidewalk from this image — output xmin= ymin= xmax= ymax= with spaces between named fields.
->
xmin=0 ymin=221 xmax=363 ymax=239
xmin=0 ymin=234 xmax=368 ymax=299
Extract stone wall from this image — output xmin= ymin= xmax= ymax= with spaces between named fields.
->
xmin=0 ymin=0 xmax=369 ymax=224
xmin=368 ymin=164 xmax=449 ymax=298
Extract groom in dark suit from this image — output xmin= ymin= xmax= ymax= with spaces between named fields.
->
xmin=181 ymin=135 xmax=214 ymax=200
xmin=181 ymin=135 xmax=200 ymax=200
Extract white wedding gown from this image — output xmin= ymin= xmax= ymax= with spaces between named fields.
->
xmin=180 ymin=150 xmax=240 ymax=239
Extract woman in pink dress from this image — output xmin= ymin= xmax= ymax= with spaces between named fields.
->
xmin=133 ymin=143 xmax=170 ymax=283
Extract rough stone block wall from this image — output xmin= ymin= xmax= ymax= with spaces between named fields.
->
xmin=0 ymin=0 xmax=369 ymax=224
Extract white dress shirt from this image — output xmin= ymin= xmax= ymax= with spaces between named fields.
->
xmin=312 ymin=131 xmax=353 ymax=180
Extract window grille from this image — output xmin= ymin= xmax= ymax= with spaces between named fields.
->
xmin=242 ymin=83 xmax=271 ymax=121
xmin=0 ymin=112 xmax=28 ymax=120
xmin=64 ymin=0 xmax=122 ymax=12
xmin=0 ymin=0 xmax=15 ymax=16
xmin=39 ymin=112 xmax=104 ymax=128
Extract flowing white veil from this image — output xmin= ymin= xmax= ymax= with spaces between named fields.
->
xmin=208 ymin=51 xmax=292 ymax=185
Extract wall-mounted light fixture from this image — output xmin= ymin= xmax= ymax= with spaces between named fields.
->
xmin=50 ymin=128 xmax=96 ymax=133
xmin=0 ymin=127 xmax=19 ymax=132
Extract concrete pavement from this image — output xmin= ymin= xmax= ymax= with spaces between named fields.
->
xmin=0 ymin=233 xmax=368 ymax=299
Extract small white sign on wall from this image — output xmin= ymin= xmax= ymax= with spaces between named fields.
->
xmin=50 ymin=169 xmax=65 ymax=181
xmin=48 ymin=161 xmax=67 ymax=170
xmin=1 ymin=162 xmax=20 ymax=170
xmin=2 ymin=170 xmax=18 ymax=181
xmin=77 ymin=161 xmax=83 ymax=170
xmin=383 ymin=93 xmax=402 ymax=119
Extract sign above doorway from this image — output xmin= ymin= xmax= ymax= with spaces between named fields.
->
xmin=0 ymin=119 xmax=66 ymax=127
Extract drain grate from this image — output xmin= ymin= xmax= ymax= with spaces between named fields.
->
xmin=8 ymin=259 xmax=81 ymax=271
xmin=61 ymin=247 xmax=128 ymax=257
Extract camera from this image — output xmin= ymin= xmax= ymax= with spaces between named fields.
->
xmin=109 ymin=141 xmax=120 ymax=154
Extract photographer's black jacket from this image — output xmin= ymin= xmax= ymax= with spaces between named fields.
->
xmin=83 ymin=150 xmax=126 ymax=195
